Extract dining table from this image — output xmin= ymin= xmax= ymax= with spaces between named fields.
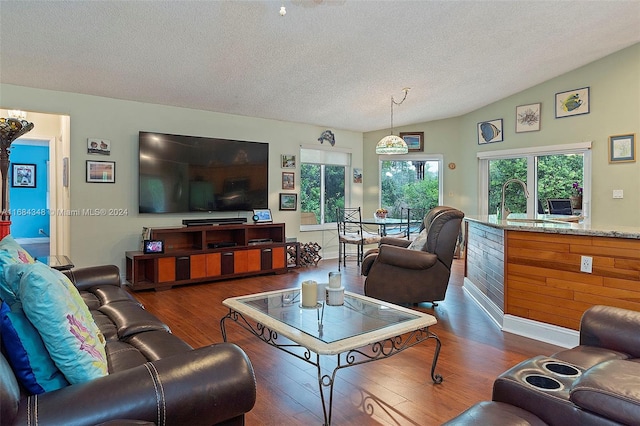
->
xmin=358 ymin=216 xmax=422 ymax=237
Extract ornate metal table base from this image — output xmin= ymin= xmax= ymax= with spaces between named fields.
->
xmin=221 ymin=310 xmax=442 ymax=426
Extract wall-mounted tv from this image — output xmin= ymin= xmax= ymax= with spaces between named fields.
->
xmin=139 ymin=131 xmax=269 ymax=213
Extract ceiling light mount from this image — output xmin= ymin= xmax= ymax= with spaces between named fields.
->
xmin=376 ymin=88 xmax=411 ymax=155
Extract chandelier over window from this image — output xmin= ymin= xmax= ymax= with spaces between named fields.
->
xmin=376 ymin=88 xmax=410 ymax=155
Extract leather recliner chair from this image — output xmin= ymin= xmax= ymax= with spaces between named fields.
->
xmin=361 ymin=206 xmax=464 ymax=306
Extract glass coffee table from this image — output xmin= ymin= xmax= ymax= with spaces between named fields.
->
xmin=220 ymin=288 xmax=442 ymax=425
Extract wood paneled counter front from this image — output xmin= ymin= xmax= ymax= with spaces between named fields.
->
xmin=464 ymin=215 xmax=640 ymax=341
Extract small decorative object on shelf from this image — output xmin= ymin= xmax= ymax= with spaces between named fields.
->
xmin=375 ymin=208 xmax=388 ymax=219
xmin=571 ymin=182 xmax=583 ymax=209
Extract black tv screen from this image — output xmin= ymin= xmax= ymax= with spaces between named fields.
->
xmin=139 ymin=131 xmax=269 ymax=213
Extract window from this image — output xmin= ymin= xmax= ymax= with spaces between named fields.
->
xmin=479 ymin=143 xmax=591 ymax=218
xmin=379 ymin=154 xmax=443 ymax=218
xmin=300 ymin=147 xmax=351 ymax=228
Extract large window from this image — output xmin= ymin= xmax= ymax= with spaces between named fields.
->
xmin=379 ymin=155 xmax=443 ymax=218
xmin=480 ymin=143 xmax=591 ymax=218
xmin=300 ymin=147 xmax=350 ymax=228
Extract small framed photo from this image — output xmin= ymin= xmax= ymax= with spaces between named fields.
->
xmin=353 ymin=168 xmax=362 ymax=183
xmin=515 ymin=103 xmax=541 ymax=133
xmin=477 ymin=119 xmax=503 ymax=144
xmin=555 ymin=87 xmax=590 ymax=118
xmin=12 ymin=164 xmax=36 ymax=188
xmin=609 ymin=133 xmax=636 ymax=163
xmin=143 ymin=240 xmax=164 ymax=254
xmin=252 ymin=208 xmax=273 ymax=223
xmin=86 ymin=160 xmax=116 ymax=183
xmin=87 ymin=138 xmax=111 ymax=155
xmin=279 ymin=193 xmax=297 ymax=211
xmin=281 ymin=154 xmax=296 ymax=168
xmin=399 ymin=132 xmax=424 ymax=152
xmin=282 ymin=172 xmax=295 ymax=190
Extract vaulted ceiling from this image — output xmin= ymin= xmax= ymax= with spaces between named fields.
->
xmin=1 ymin=1 xmax=639 ymax=132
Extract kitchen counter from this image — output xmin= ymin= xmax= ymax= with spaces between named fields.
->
xmin=465 ymin=214 xmax=640 ymax=239
xmin=463 ymin=215 xmax=640 ymax=347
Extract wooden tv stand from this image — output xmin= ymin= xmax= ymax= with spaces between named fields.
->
xmin=126 ymin=222 xmax=288 ymax=291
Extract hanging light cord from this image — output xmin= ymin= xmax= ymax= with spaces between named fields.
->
xmin=389 ymin=88 xmax=410 ymax=134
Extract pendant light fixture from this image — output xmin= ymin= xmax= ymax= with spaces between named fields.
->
xmin=376 ymin=87 xmax=410 ymax=155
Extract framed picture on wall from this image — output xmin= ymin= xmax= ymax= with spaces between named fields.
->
xmin=555 ymin=87 xmax=590 ymax=118
xmin=279 ymin=193 xmax=297 ymax=211
xmin=12 ymin=164 xmax=36 ymax=188
xmin=281 ymin=154 xmax=296 ymax=168
xmin=515 ymin=103 xmax=541 ymax=133
xmin=477 ymin=119 xmax=503 ymax=144
xmin=86 ymin=160 xmax=116 ymax=183
xmin=282 ymin=172 xmax=294 ymax=189
xmin=399 ymin=132 xmax=424 ymax=152
xmin=87 ymin=138 xmax=111 ymax=155
xmin=609 ymin=133 xmax=636 ymax=163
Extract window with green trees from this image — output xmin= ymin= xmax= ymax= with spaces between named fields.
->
xmin=300 ymin=164 xmax=345 ymax=225
xmin=488 ymin=153 xmax=584 ymax=215
xmin=380 ymin=158 xmax=442 ymax=218
xmin=299 ymin=147 xmax=350 ymax=226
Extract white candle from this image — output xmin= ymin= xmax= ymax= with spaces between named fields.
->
xmin=328 ymin=271 xmax=341 ymax=289
xmin=301 ymin=280 xmax=318 ymax=307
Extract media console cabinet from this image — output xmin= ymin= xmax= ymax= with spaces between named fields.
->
xmin=126 ymin=223 xmax=288 ymax=291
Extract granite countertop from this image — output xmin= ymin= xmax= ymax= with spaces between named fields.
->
xmin=465 ymin=214 xmax=640 ymax=239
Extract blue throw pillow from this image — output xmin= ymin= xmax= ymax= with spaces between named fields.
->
xmin=0 ymin=235 xmax=35 ymax=306
xmin=2 ymin=263 xmax=108 ymax=384
xmin=0 ymin=301 xmax=69 ymax=394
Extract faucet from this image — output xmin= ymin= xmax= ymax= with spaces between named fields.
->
xmin=500 ymin=178 xmax=529 ymax=220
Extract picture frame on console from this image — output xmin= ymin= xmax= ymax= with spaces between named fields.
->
xmin=279 ymin=193 xmax=297 ymax=211
xmin=252 ymin=208 xmax=273 ymax=223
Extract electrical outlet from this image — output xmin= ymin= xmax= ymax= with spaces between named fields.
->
xmin=580 ymin=255 xmax=593 ymax=273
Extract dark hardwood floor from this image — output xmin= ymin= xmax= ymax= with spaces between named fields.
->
xmin=131 ymin=259 xmax=563 ymax=425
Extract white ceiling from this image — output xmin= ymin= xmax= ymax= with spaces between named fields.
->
xmin=1 ymin=1 xmax=639 ymax=132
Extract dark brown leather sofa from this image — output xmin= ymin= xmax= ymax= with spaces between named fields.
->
xmin=444 ymin=305 xmax=640 ymax=425
xmin=1 ymin=265 xmax=256 ymax=426
xmin=361 ymin=206 xmax=464 ymax=306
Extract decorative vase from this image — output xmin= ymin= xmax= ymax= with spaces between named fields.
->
xmin=570 ymin=195 xmax=583 ymax=210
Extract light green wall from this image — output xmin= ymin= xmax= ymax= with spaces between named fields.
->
xmin=0 ymin=85 xmax=364 ymax=270
xmin=364 ymin=43 xmax=640 ymax=227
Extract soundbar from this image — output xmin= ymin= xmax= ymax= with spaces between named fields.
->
xmin=208 ymin=242 xmax=238 ymax=249
xmin=183 ymin=218 xmax=247 ymax=226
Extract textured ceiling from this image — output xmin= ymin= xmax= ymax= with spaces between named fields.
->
xmin=1 ymin=1 xmax=639 ymax=132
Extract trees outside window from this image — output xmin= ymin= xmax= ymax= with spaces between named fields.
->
xmin=300 ymin=163 xmax=345 ymax=225
xmin=487 ymin=152 xmax=585 ymax=216
xmin=380 ymin=158 xmax=442 ymax=218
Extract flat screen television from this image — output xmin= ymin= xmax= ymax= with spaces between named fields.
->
xmin=139 ymin=131 xmax=269 ymax=213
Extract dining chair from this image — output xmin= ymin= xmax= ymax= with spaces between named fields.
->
xmin=336 ymin=207 xmax=381 ymax=271
xmin=403 ymin=207 xmax=426 ymax=240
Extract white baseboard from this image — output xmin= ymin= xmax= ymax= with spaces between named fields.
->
xmin=463 ymin=277 xmax=579 ymax=348
xmin=463 ymin=277 xmax=503 ymax=329
xmin=15 ymin=237 xmax=49 ymax=244
xmin=502 ymin=315 xmax=578 ymax=349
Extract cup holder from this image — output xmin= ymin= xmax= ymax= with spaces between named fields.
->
xmin=543 ymin=361 xmax=581 ymax=377
xmin=524 ymin=374 xmax=563 ymax=391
